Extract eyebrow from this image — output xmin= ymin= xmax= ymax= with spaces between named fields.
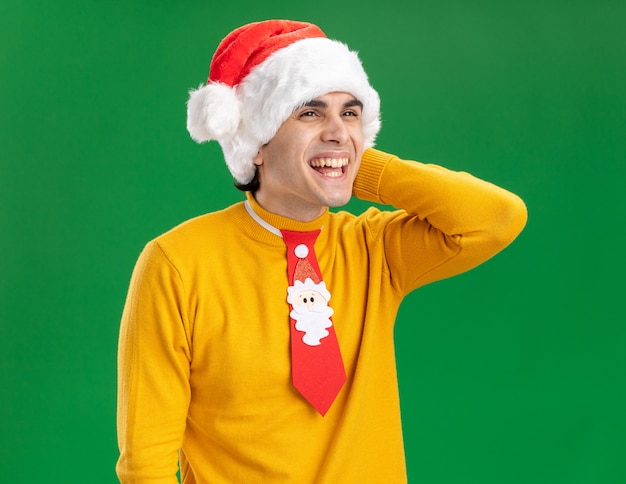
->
xmin=301 ymin=98 xmax=364 ymax=110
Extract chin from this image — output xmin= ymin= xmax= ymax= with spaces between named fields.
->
xmin=323 ymin=192 xmax=352 ymax=208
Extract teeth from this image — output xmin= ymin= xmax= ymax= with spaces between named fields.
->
xmin=324 ymin=170 xmax=342 ymax=178
xmin=310 ymin=157 xmax=349 ymax=168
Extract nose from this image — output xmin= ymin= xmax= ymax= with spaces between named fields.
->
xmin=320 ymin=113 xmax=349 ymax=145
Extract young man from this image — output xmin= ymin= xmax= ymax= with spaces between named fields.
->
xmin=116 ymin=20 xmax=527 ymax=483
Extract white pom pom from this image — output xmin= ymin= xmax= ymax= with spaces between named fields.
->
xmin=186 ymin=82 xmax=240 ymax=142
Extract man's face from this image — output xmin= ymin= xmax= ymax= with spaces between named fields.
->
xmin=253 ymin=91 xmax=365 ymax=221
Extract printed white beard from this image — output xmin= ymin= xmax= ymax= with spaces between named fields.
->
xmin=290 ymin=302 xmax=334 ymax=346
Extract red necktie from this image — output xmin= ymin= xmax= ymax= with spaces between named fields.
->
xmin=281 ymin=229 xmax=346 ymax=415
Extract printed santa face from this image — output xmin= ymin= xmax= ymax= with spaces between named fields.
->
xmin=287 ymin=278 xmax=334 ymax=346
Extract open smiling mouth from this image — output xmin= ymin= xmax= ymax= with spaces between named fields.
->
xmin=309 ymin=157 xmax=349 ymax=178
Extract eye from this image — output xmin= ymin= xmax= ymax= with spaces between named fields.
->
xmin=298 ymin=110 xmax=318 ymax=118
xmin=303 ymin=297 xmax=308 ymax=303
xmin=310 ymin=297 xmax=315 ymax=302
xmin=343 ymin=108 xmax=361 ymax=118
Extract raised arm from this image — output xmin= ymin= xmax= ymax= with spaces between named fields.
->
xmin=354 ymin=148 xmax=528 ymax=292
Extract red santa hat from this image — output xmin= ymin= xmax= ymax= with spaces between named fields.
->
xmin=186 ymin=20 xmax=381 ymax=184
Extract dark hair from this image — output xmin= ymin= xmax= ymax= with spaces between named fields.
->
xmin=234 ymin=168 xmax=260 ymax=193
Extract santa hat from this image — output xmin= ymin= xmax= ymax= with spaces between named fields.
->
xmin=186 ymin=20 xmax=381 ymax=184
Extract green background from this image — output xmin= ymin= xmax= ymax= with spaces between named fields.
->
xmin=1 ymin=0 xmax=624 ymax=482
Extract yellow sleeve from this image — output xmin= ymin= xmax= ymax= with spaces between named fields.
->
xmin=116 ymin=240 xmax=192 ymax=483
xmin=354 ymin=148 xmax=528 ymax=292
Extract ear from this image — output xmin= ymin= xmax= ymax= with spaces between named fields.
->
xmin=253 ymin=148 xmax=265 ymax=166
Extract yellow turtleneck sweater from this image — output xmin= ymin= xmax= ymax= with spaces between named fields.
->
xmin=116 ymin=148 xmax=527 ymax=483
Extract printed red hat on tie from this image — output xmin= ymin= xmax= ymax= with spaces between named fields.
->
xmin=186 ymin=20 xmax=381 ymax=184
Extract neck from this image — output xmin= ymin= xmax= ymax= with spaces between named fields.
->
xmin=244 ymin=193 xmax=327 ymax=234
xmin=253 ymin=191 xmax=326 ymax=223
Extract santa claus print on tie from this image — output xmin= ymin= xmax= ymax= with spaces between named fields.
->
xmin=287 ymin=276 xmax=334 ymax=346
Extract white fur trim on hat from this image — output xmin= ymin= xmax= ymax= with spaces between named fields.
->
xmin=187 ymin=37 xmax=380 ymax=184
